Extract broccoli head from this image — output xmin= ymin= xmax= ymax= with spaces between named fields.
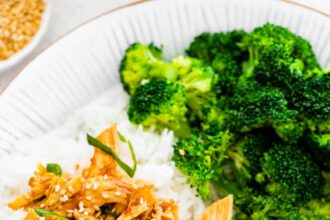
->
xmin=213 ymin=129 xmax=275 ymax=198
xmin=252 ymin=43 xmax=304 ymax=91
xmin=302 ymin=133 xmax=330 ymax=171
xmin=186 ymin=31 xmax=247 ymax=96
xmin=299 ymin=199 xmax=330 ymax=220
xmin=120 ymin=43 xmax=162 ymax=94
xmin=211 ymin=53 xmax=242 ymax=96
xmin=239 ymin=23 xmax=320 ymax=80
xmin=172 ymin=129 xmax=234 ymax=199
xmin=293 ymin=35 xmax=321 ymax=74
xmin=261 ymin=144 xmax=323 ymax=202
xmin=186 ymin=30 xmax=247 ymax=64
xmin=224 ymin=83 xmax=298 ymax=137
xmin=236 ymin=195 xmax=301 ymax=220
xmin=120 ymin=43 xmax=178 ymax=95
xmin=290 ymin=72 xmax=330 ymax=124
xmin=172 ymin=56 xmax=219 ymax=123
xmin=128 ymin=79 xmax=189 ymax=137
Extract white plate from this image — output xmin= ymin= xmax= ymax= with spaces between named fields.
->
xmin=0 ymin=0 xmax=329 ymax=155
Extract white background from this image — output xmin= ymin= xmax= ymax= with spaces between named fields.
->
xmin=0 ymin=0 xmax=329 ymax=90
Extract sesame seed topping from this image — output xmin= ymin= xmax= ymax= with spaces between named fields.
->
xmin=140 ymin=198 xmax=144 ymax=204
xmin=179 ymin=149 xmax=185 ymax=156
xmin=102 ymin=193 xmax=110 ymax=199
xmin=114 ymin=191 xmax=121 ymax=196
xmin=55 ymin=184 xmax=61 ymax=192
xmin=93 ymin=205 xmax=100 ymax=210
xmin=79 ymin=201 xmax=84 ymax=209
xmin=60 ymin=189 xmax=66 ymax=195
xmin=59 ymin=195 xmax=69 ymax=202
xmin=83 ymin=211 xmax=89 ymax=216
xmin=39 ymin=203 xmax=45 ymax=208
xmin=93 ymin=183 xmax=99 ymax=190
xmin=68 ymin=186 xmax=74 ymax=192
xmin=85 ymin=184 xmax=91 ymax=189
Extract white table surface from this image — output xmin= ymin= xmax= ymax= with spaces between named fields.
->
xmin=0 ymin=0 xmax=329 ymax=91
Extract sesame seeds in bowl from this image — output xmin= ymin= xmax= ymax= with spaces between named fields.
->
xmin=0 ymin=0 xmax=51 ymax=73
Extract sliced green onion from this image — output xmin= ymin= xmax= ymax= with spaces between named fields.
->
xmin=46 ymin=163 xmax=62 ymax=176
xmin=101 ymin=205 xmax=120 ymax=217
xmin=33 ymin=208 xmax=69 ymax=220
xmin=87 ymin=133 xmax=137 ymax=177
xmin=33 ymin=196 xmax=45 ymax=203
xmin=118 ymin=132 xmax=127 ymax=143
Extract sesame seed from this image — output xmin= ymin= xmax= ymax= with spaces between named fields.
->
xmin=39 ymin=217 xmax=46 ymax=220
xmin=39 ymin=203 xmax=45 ymax=208
xmin=79 ymin=201 xmax=84 ymax=209
xmin=68 ymin=186 xmax=74 ymax=192
xmin=0 ymin=0 xmax=45 ymax=60
xmin=93 ymin=183 xmax=99 ymax=190
xmin=66 ymin=209 xmax=74 ymax=213
xmin=59 ymin=195 xmax=69 ymax=202
xmin=93 ymin=205 xmax=100 ymax=211
xmin=55 ymin=184 xmax=61 ymax=192
xmin=85 ymin=184 xmax=91 ymax=189
xmin=140 ymin=198 xmax=144 ymax=204
xmin=114 ymin=191 xmax=121 ymax=196
xmin=83 ymin=211 xmax=89 ymax=216
xmin=60 ymin=189 xmax=66 ymax=195
xmin=102 ymin=193 xmax=110 ymax=199
xmin=104 ymin=175 xmax=108 ymax=180
xmin=179 ymin=149 xmax=185 ymax=156
xmin=85 ymin=196 xmax=92 ymax=201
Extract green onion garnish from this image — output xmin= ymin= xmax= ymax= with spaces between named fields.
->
xmin=101 ymin=205 xmax=120 ymax=217
xmin=33 ymin=208 xmax=69 ymax=220
xmin=46 ymin=163 xmax=62 ymax=176
xmin=87 ymin=133 xmax=137 ymax=177
xmin=33 ymin=196 xmax=46 ymax=203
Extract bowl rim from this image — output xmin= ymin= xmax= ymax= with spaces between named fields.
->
xmin=0 ymin=0 xmax=329 ymax=96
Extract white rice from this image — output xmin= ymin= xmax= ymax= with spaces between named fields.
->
xmin=0 ymin=84 xmax=205 ymax=219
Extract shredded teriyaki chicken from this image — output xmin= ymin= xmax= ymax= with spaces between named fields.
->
xmin=8 ymin=124 xmax=178 ymax=220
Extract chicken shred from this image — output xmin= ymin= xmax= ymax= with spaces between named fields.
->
xmin=8 ymin=124 xmax=178 ymax=220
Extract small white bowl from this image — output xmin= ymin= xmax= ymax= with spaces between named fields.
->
xmin=0 ymin=1 xmax=51 ymax=73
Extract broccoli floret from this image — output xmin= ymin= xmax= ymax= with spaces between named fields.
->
xmin=299 ymin=199 xmax=330 ymax=220
xmin=186 ymin=30 xmax=247 ymax=64
xmin=238 ymin=23 xmax=296 ymax=80
xmin=128 ymin=79 xmax=189 ymax=137
xmin=239 ymin=23 xmax=320 ymax=81
xmin=272 ymin=120 xmax=305 ymax=143
xmin=290 ymin=72 xmax=330 ymax=124
xmin=212 ymin=53 xmax=242 ymax=96
xmin=229 ymin=130 xmax=272 ymax=182
xmin=213 ymin=129 xmax=276 ymax=199
xmin=252 ymin=44 xmax=304 ymax=91
xmin=120 ymin=43 xmax=162 ymax=94
xmin=186 ymin=31 xmax=247 ymax=96
xmin=224 ymin=83 xmax=298 ymax=138
xmin=302 ymin=133 xmax=330 ymax=171
xmin=172 ymin=129 xmax=234 ymax=199
xmin=261 ymin=144 xmax=323 ymax=202
xmin=237 ymin=195 xmax=301 ymax=220
xmin=120 ymin=43 xmax=178 ymax=94
xmin=172 ymin=56 xmax=219 ymax=123
xmin=293 ymin=35 xmax=321 ymax=74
